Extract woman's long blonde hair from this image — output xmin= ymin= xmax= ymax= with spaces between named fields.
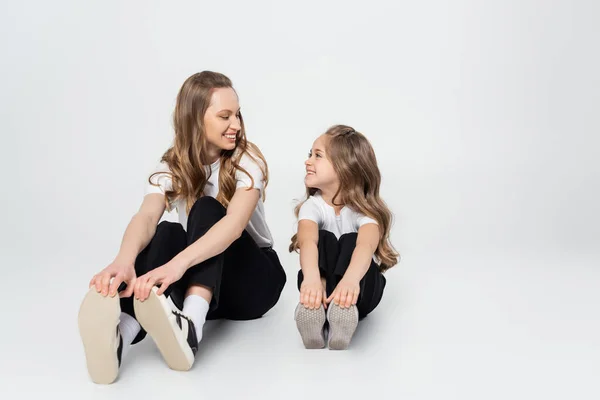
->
xmin=149 ymin=71 xmax=268 ymax=212
xmin=289 ymin=125 xmax=399 ymax=272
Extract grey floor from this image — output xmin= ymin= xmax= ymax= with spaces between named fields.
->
xmin=2 ymin=246 xmax=597 ymax=399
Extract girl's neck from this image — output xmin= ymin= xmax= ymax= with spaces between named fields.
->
xmin=319 ymin=187 xmax=344 ymax=216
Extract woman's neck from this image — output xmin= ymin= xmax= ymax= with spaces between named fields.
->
xmin=204 ymin=145 xmax=221 ymax=165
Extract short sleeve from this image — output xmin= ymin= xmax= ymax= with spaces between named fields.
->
xmin=236 ymin=154 xmax=265 ymax=191
xmin=356 ymin=213 xmax=378 ymax=229
xmin=145 ymin=162 xmax=173 ymax=196
xmin=298 ymin=197 xmax=322 ymax=226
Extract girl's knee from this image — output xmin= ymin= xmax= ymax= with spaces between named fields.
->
xmin=338 ymin=232 xmax=358 ymax=247
xmin=318 ymin=230 xmax=338 ymax=243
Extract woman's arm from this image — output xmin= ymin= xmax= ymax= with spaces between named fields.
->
xmin=91 ymin=193 xmax=166 ymax=297
xmin=114 ymin=193 xmax=167 ymax=264
xmin=134 ymin=188 xmax=261 ymax=299
xmin=171 ymin=188 xmax=259 ymax=270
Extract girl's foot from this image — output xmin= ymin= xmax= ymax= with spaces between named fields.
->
xmin=134 ymin=287 xmax=198 ymax=371
xmin=326 ymin=303 xmax=359 ymax=350
xmin=294 ymin=303 xmax=327 ymax=349
xmin=78 ymin=288 xmax=123 ymax=384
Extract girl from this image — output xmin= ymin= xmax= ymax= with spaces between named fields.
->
xmin=289 ymin=124 xmax=398 ymax=350
xmin=77 ymin=71 xmax=286 ymax=384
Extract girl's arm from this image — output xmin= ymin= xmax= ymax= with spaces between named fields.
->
xmin=297 ymin=219 xmax=326 ymax=308
xmin=342 ymin=223 xmax=380 ymax=283
xmin=326 ymin=223 xmax=380 ymax=308
xmin=297 ymin=219 xmax=320 ymax=281
xmin=91 ymin=193 xmax=166 ymax=297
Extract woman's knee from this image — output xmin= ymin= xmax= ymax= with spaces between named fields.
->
xmin=154 ymin=221 xmax=187 ymax=242
xmin=187 ymin=196 xmax=226 ymax=227
xmin=134 ymin=221 xmax=186 ymax=274
xmin=232 ymin=282 xmax=285 ymax=320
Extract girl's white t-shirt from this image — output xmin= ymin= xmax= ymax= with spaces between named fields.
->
xmin=144 ymin=153 xmax=274 ymax=248
xmin=297 ymin=191 xmax=378 ymax=238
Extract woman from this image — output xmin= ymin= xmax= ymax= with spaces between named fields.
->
xmin=77 ymin=71 xmax=286 ymax=384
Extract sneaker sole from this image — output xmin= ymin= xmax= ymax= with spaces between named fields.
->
xmin=294 ymin=303 xmax=326 ymax=349
xmin=134 ymin=287 xmax=194 ymax=371
xmin=77 ymin=288 xmax=120 ymax=384
xmin=327 ymin=303 xmax=359 ymax=350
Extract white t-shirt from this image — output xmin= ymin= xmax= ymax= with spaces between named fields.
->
xmin=145 ymin=153 xmax=274 ymax=248
xmin=297 ymin=191 xmax=378 ymax=238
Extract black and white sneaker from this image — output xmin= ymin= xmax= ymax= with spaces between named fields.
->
xmin=78 ymin=288 xmax=123 ymax=384
xmin=134 ymin=287 xmax=198 ymax=371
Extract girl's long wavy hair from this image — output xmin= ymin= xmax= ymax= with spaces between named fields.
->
xmin=149 ymin=71 xmax=268 ymax=212
xmin=289 ymin=125 xmax=399 ymax=272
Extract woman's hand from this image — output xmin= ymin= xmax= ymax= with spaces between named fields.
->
xmin=300 ymin=276 xmax=327 ymax=309
xmin=134 ymin=262 xmax=186 ymax=301
xmin=326 ymin=277 xmax=360 ymax=309
xmin=89 ymin=259 xmax=137 ymax=298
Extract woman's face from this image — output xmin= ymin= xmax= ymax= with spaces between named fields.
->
xmin=203 ymin=87 xmax=241 ymax=160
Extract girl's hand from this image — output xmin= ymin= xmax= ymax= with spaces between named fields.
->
xmin=134 ymin=262 xmax=186 ymax=301
xmin=89 ymin=260 xmax=137 ymax=298
xmin=300 ymin=277 xmax=327 ymax=309
xmin=326 ymin=277 xmax=360 ymax=309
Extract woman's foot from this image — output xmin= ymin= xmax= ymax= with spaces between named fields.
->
xmin=294 ymin=303 xmax=327 ymax=349
xmin=134 ymin=287 xmax=198 ymax=371
xmin=326 ymin=303 xmax=359 ymax=350
xmin=78 ymin=288 xmax=123 ymax=384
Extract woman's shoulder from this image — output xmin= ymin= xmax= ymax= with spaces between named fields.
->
xmin=146 ymin=160 xmax=173 ymax=194
xmin=237 ymin=148 xmax=266 ymax=171
xmin=151 ymin=160 xmax=171 ymax=173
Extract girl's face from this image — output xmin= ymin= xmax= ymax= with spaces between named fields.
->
xmin=203 ymin=87 xmax=241 ymax=159
xmin=305 ymin=134 xmax=339 ymax=191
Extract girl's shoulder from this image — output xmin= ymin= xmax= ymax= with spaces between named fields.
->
xmin=305 ymin=192 xmax=327 ymax=208
xmin=309 ymin=191 xmax=324 ymax=202
xmin=298 ymin=193 xmax=324 ymax=223
xmin=346 ymin=205 xmax=378 ymax=226
xmin=304 ymin=192 xmax=329 ymax=214
xmin=301 ymin=194 xmax=317 ymax=208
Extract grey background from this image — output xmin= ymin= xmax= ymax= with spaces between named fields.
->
xmin=1 ymin=0 xmax=598 ymax=398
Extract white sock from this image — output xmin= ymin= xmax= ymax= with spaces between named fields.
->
xmin=182 ymin=295 xmax=210 ymax=343
xmin=118 ymin=312 xmax=141 ymax=358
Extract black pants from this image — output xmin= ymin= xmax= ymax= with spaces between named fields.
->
xmin=121 ymin=196 xmax=287 ymax=344
xmin=297 ymin=230 xmax=386 ymax=320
